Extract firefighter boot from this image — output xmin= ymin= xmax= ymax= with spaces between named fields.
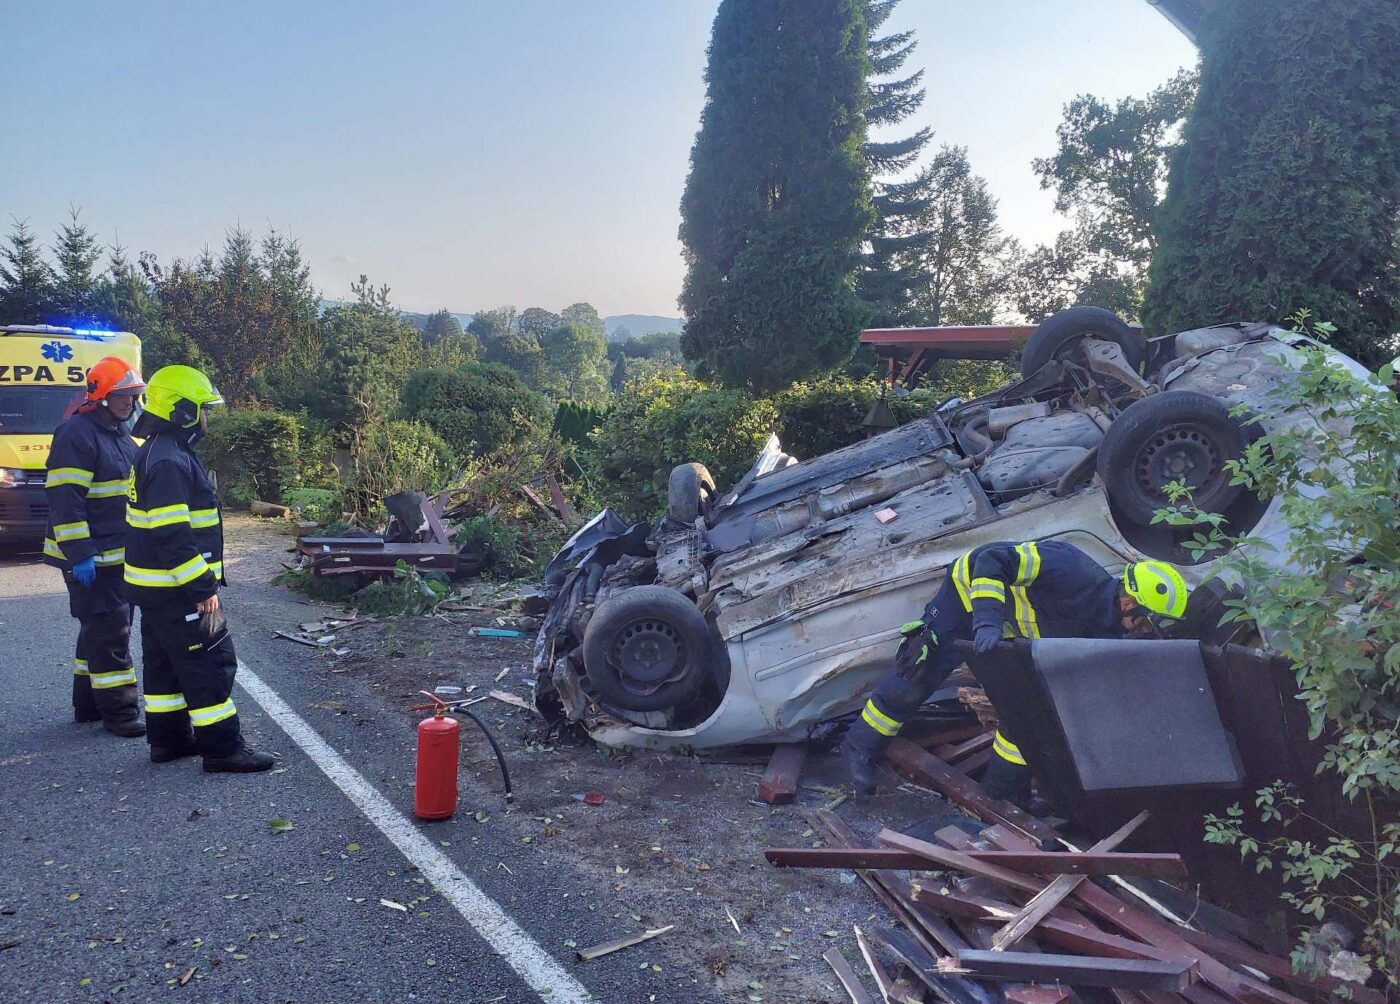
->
xmin=843 ymin=716 xmax=893 ymax=796
xmin=150 ymin=739 xmax=200 ymax=763
xmin=104 ymin=716 xmax=147 ymax=738
xmin=983 ymin=756 xmax=1046 ymax=813
xmin=203 ymin=745 xmax=276 ymax=774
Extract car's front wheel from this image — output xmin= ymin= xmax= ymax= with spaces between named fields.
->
xmin=582 ymin=586 xmax=713 ymax=713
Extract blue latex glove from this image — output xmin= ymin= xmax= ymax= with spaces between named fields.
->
xmin=72 ymin=556 xmax=97 ymax=587
xmin=972 ymin=624 xmax=1002 ymax=655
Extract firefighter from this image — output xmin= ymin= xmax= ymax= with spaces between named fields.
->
xmin=125 ymin=365 xmax=274 ymax=772
xmin=44 ymin=356 xmax=147 ymax=737
xmin=844 ymin=540 xmax=1190 ymax=803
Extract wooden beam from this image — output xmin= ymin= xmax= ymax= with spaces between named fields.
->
xmin=764 ymin=846 xmax=1187 ymax=879
xmin=757 ymin=743 xmax=806 ymax=805
xmin=878 ymin=829 xmax=1045 ymax=895
xmin=990 ymin=811 xmax=1150 ymax=952
xmin=933 ymin=730 xmax=995 ymax=763
xmin=954 ymin=950 xmax=1195 ymax=992
xmin=871 ymin=927 xmax=994 ymax=1004
xmin=824 ymin=948 xmax=877 ymax=1004
xmin=854 ymin=925 xmax=920 ymax=1004
xmin=885 ymin=738 xmax=1058 ymax=845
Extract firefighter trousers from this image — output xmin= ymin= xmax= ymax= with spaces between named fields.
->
xmin=137 ymin=601 xmax=243 ymax=757
xmin=67 ymin=566 xmax=139 ymax=723
xmin=849 ymin=576 xmax=1033 ymax=799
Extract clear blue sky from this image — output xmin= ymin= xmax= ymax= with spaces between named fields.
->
xmin=0 ymin=1 xmax=1194 ymax=318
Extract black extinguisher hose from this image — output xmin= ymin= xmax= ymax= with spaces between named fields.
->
xmin=457 ymin=707 xmax=514 ymax=805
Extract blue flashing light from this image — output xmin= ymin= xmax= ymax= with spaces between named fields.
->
xmin=71 ymin=329 xmax=119 ymax=339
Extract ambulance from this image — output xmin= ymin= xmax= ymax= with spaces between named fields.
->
xmin=0 ymin=325 xmax=142 ymax=544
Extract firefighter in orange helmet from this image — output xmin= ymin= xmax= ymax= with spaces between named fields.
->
xmin=43 ymin=355 xmax=147 ymax=737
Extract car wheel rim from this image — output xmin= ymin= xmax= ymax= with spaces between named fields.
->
xmin=1135 ymin=424 xmax=1224 ymax=503
xmin=612 ymin=619 xmax=685 ymax=695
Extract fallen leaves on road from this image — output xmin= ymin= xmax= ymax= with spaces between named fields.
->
xmin=379 ymin=899 xmax=407 ymax=912
xmin=65 ymin=892 xmax=80 ymax=902
xmin=269 ymin=818 xmax=294 ymax=835
xmin=178 ymin=967 xmax=196 ymax=986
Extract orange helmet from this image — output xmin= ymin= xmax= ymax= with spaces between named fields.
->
xmin=85 ymin=356 xmax=146 ymax=403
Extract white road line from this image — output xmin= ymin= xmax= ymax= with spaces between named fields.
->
xmin=234 ymin=661 xmax=594 ymax=1004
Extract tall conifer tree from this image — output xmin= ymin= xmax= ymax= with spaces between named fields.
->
xmin=679 ymin=0 xmax=873 ymax=394
xmin=0 ymin=219 xmax=55 ymax=324
xmin=1144 ymin=0 xmax=1400 ymax=365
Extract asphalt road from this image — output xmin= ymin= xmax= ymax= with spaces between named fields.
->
xmin=0 ymin=540 xmax=723 ymax=1004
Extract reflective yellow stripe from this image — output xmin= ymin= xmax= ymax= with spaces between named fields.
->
xmin=88 ymin=480 xmax=129 ymax=499
xmin=46 ymin=467 xmax=93 ymax=488
xmin=74 ymin=659 xmax=89 ymax=677
xmin=1010 ymin=586 xmax=1041 ymax=639
xmin=969 ymin=577 xmax=1006 ymax=602
xmin=951 ymin=552 xmax=974 ymax=612
xmin=124 ymin=554 xmax=211 ymax=587
xmin=1014 ymin=542 xmax=1042 ymax=586
xmin=993 ymin=731 xmax=1027 ymax=765
xmin=127 ymin=503 xmax=192 ymax=529
xmin=43 ymin=538 xmax=65 ymax=561
xmin=861 ymin=699 xmax=901 ymax=737
xmin=189 ymin=699 xmax=236 ymax=727
xmin=190 ymin=508 xmax=219 ymax=528
xmin=144 ymin=693 xmax=188 ymax=713
xmin=209 ymin=561 xmax=223 ymax=579
xmin=90 ymin=668 xmax=137 ymax=690
xmin=53 ymin=521 xmax=92 ymax=542
xmin=93 ymin=548 xmax=125 ymax=567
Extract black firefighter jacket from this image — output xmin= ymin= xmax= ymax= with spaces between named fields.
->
xmin=44 ymin=409 xmax=137 ymax=572
xmin=124 ymin=424 xmax=224 ymax=607
xmin=948 ymin=539 xmax=1123 ymax=641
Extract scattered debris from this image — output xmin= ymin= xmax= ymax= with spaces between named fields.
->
xmin=469 ymin=627 xmax=525 ymax=639
xmin=574 ymin=924 xmax=675 ymax=963
xmin=379 ymin=899 xmax=407 ymax=912
xmin=724 ymin=905 xmax=741 ymax=936
xmin=583 ymin=792 xmax=605 ymax=807
xmin=268 ymin=818 xmax=294 ymax=835
xmin=823 ymin=947 xmax=875 ymax=1004
xmin=757 ymin=743 xmax=807 ymax=805
xmin=488 ymin=690 xmax=533 ymax=712
xmin=274 ymin=630 xmax=328 ymax=648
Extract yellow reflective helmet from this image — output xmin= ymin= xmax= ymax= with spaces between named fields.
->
xmin=143 ymin=365 xmax=224 ymax=428
xmin=1123 ymin=560 xmax=1190 ymax=619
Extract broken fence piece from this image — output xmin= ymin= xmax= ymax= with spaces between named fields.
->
xmin=757 ymin=743 xmax=807 ymax=805
xmin=823 ymin=948 xmax=876 ymax=1004
xmin=989 ymin=810 xmax=1150 ymax=952
xmin=953 ymin=950 xmax=1195 ymax=992
xmin=487 ymin=690 xmax=533 ymax=712
xmin=574 ymin=924 xmax=674 ymax=962
xmin=763 ymin=846 xmax=1186 ymax=879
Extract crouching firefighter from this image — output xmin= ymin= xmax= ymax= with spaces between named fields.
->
xmin=844 ymin=539 xmax=1189 ymax=804
xmin=44 ymin=356 xmax=147 ymax=737
xmin=125 ymin=365 xmax=274 ymax=772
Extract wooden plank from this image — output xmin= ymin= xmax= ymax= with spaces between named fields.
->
xmin=979 ymin=827 xmax=1309 ymax=1004
xmin=990 ymin=811 xmax=1150 ymax=951
xmin=871 ymin=927 xmax=995 ymax=1004
xmin=905 ymin=720 xmax=991 ymax=750
xmin=419 ymin=496 xmax=452 ymax=545
xmin=824 ymin=948 xmax=877 ymax=1004
xmin=934 ymin=730 xmax=995 ymax=763
xmin=765 ymin=846 xmax=1186 ymax=879
xmin=886 ymin=738 xmax=1058 ymax=845
xmin=1006 ymin=987 xmax=1071 ymax=1004
xmin=878 ymin=829 xmax=1045 ymax=895
xmin=954 ymin=950 xmax=1195 ymax=992
xmin=854 ymin=924 xmax=920 ymax=1004
xmin=757 ymin=743 xmax=807 ymax=805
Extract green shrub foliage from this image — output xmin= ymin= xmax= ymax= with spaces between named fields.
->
xmin=398 ymin=362 xmax=551 ymax=460
xmin=1144 ymin=0 xmax=1400 ymax=366
xmin=347 ymin=418 xmax=456 ymax=518
xmin=199 ymin=409 xmax=301 ymax=506
xmin=679 ymin=0 xmax=874 ymax=393
xmin=590 ymin=369 xmax=778 ymax=521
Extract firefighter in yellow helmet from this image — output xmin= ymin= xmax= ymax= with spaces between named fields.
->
xmin=125 ymin=366 xmax=274 ymax=772
xmin=845 ymin=541 xmax=1190 ymax=805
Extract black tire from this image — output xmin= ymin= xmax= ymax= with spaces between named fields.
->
xmin=1097 ymin=390 xmax=1248 ymax=526
xmin=1020 ymin=306 xmax=1146 ymax=379
xmin=582 ymin=585 xmax=713 ymax=712
xmin=667 ymin=462 xmax=716 ymax=524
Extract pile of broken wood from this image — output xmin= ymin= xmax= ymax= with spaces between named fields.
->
xmin=765 ymin=736 xmax=1385 ymax=1004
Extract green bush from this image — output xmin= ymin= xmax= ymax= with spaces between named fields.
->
xmin=200 ymin=409 xmax=301 ymax=506
xmin=454 ymin=515 xmax=567 ymax=580
xmin=773 ymin=377 xmax=881 ymax=459
xmin=283 ymin=488 xmax=343 ymax=525
xmin=350 ymin=561 xmax=453 ymax=617
xmin=1157 ymin=319 xmax=1400 ymax=986
xmin=399 ymin=362 xmax=551 ymax=460
xmin=589 ymin=368 xmax=778 ymax=521
xmin=347 ymin=418 xmax=457 ymax=519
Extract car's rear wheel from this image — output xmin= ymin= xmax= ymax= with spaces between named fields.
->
xmin=1020 ymin=306 xmax=1146 ymax=379
xmin=667 ymin=463 xmax=717 ymax=525
xmin=1096 ymin=390 xmax=1248 ymax=525
xmin=582 ymin=586 xmax=713 ymax=713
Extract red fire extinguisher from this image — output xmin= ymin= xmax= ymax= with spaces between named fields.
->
xmin=414 ymin=696 xmax=459 ymax=821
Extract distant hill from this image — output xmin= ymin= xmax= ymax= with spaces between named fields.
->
xmin=603 ymin=314 xmax=684 ymax=340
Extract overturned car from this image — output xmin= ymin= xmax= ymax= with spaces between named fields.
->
xmin=532 ymin=307 xmax=1374 ymax=750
